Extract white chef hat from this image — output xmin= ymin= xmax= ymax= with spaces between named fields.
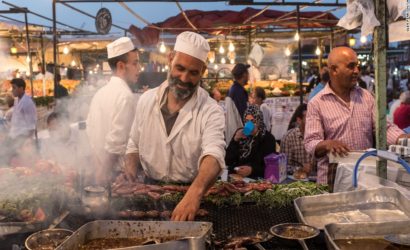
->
xmin=107 ymin=37 xmax=135 ymax=59
xmin=174 ymin=31 xmax=210 ymax=63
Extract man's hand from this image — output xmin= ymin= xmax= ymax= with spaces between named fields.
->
xmin=325 ymin=140 xmax=350 ymax=156
xmin=235 ymin=165 xmax=252 ymax=177
xmin=302 ymin=163 xmax=312 ymax=174
xmin=315 ymin=140 xmax=350 ymax=158
xmin=171 ymin=192 xmax=200 ymax=221
xmin=124 ymin=153 xmax=139 ymax=182
xmin=171 ymin=155 xmax=220 ymax=221
xmin=234 ymin=129 xmax=246 ymax=142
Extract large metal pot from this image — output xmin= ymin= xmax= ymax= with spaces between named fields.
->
xmin=25 ymin=228 xmax=73 ymax=250
xmin=81 ymin=186 xmax=109 ymax=214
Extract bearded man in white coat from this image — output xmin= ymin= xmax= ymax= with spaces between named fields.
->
xmin=125 ymin=32 xmax=226 ymax=221
xmin=87 ymin=37 xmax=141 ymax=185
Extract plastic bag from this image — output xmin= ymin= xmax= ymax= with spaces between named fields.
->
xmin=359 ymin=0 xmax=380 ymax=36
xmin=337 ymin=0 xmax=380 ymax=36
xmin=337 ymin=0 xmax=362 ymax=30
xmin=387 ymin=0 xmax=407 ymax=22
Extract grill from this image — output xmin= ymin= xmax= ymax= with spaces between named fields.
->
xmin=0 ymin=203 xmax=327 ymax=249
xmin=200 ymin=203 xmax=326 ymax=250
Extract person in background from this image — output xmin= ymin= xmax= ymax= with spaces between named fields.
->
xmin=210 ymin=87 xmax=222 ymax=103
xmin=4 ymin=94 xmax=14 ymax=126
xmin=125 ymin=32 xmax=225 ymax=221
xmin=280 ymin=104 xmax=313 ymax=176
xmin=228 ymin=63 xmax=250 ymax=118
xmin=54 ymin=74 xmax=69 ymax=99
xmin=360 ymin=69 xmax=374 ymax=93
xmin=225 ymin=104 xmax=276 ymax=179
xmin=9 ymin=78 xmax=37 ymax=140
xmin=304 ymin=47 xmax=408 ymax=186
xmin=389 ymin=91 xmax=407 ymax=122
xmin=393 ymin=91 xmax=410 ymax=130
xmin=35 ymin=63 xmax=54 ymax=80
xmin=308 ymin=67 xmax=329 ymax=101
xmin=249 ymin=87 xmax=271 ymax=131
xmin=86 ymin=37 xmax=141 ymax=185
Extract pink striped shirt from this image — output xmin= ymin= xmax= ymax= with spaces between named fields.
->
xmin=304 ymin=84 xmax=404 ymax=184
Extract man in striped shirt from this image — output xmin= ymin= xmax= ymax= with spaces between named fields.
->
xmin=304 ymin=47 xmax=408 ymax=185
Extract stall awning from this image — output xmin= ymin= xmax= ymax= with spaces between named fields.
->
xmin=129 ymin=7 xmax=339 ymax=46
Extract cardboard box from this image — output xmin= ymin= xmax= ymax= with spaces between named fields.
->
xmin=264 ymin=153 xmax=287 ymax=183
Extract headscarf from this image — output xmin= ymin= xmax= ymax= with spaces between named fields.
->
xmin=239 ymin=104 xmax=267 ymax=159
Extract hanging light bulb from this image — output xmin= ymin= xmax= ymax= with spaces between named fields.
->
xmin=315 ymin=46 xmax=321 ymax=56
xmin=230 ymin=59 xmax=235 ymax=64
xmin=219 ymin=44 xmax=225 ymax=54
xmin=89 ymin=70 xmax=93 ymax=75
xmin=209 ymin=57 xmax=215 ymax=63
xmin=208 ymin=51 xmax=215 ymax=63
xmin=349 ymin=36 xmax=356 ymax=47
xmin=360 ymin=35 xmax=367 ymax=44
xmin=141 ymin=66 xmax=145 ymax=71
xmin=63 ymin=45 xmax=70 ymax=55
xmin=220 ymin=57 xmax=226 ymax=64
xmin=71 ymin=60 xmax=76 ymax=67
xmin=290 ymin=68 xmax=295 ymax=74
xmin=213 ymin=64 xmax=218 ymax=70
xmin=228 ymin=41 xmax=235 ymax=52
xmin=10 ymin=45 xmax=17 ymax=54
xmin=26 ymin=56 xmax=31 ymax=63
xmin=294 ymin=32 xmax=300 ymax=41
xmin=285 ymin=47 xmax=291 ymax=56
xmin=164 ymin=65 xmax=169 ymax=70
xmin=159 ymin=41 xmax=166 ymax=53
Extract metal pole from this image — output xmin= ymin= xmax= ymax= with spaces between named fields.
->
xmin=318 ymin=39 xmax=322 ymax=71
xmin=330 ymin=27 xmax=334 ymax=50
xmin=24 ymin=11 xmax=37 ymax=140
xmin=374 ymin=0 xmax=387 ymax=178
xmin=40 ymin=32 xmax=45 ymax=70
xmin=297 ymin=4 xmax=303 ymax=104
xmin=53 ymin=0 xmax=57 ymax=99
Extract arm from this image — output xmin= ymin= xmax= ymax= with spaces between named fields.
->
xmin=247 ymin=133 xmax=276 ymax=178
xmin=304 ymin=101 xmax=349 ymax=158
xmin=172 ymin=102 xmax=226 ymax=221
xmin=171 ymin=155 xmax=220 ymax=221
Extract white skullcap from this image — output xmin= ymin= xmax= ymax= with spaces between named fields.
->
xmin=174 ymin=31 xmax=210 ymax=63
xmin=107 ymin=37 xmax=135 ymax=59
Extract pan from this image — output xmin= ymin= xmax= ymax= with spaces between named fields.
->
xmin=270 ymin=223 xmax=320 ymax=250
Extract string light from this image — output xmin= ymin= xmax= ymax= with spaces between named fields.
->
xmin=349 ymin=36 xmax=356 ymax=47
xmin=294 ymin=32 xmax=300 ymax=41
xmin=219 ymin=44 xmax=225 ymax=54
xmin=230 ymin=59 xmax=235 ymax=64
xmin=63 ymin=46 xmax=70 ymax=55
xmin=159 ymin=41 xmax=166 ymax=53
xmin=285 ymin=47 xmax=291 ymax=56
xmin=315 ymin=46 xmax=321 ymax=56
xmin=10 ymin=45 xmax=17 ymax=54
xmin=71 ymin=60 xmax=76 ymax=67
xmin=228 ymin=41 xmax=235 ymax=52
xmin=360 ymin=35 xmax=367 ymax=44
xmin=209 ymin=57 xmax=215 ymax=63
xmin=213 ymin=64 xmax=218 ymax=70
xmin=220 ymin=57 xmax=226 ymax=64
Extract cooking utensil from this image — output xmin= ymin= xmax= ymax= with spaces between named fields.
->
xmin=270 ymin=223 xmax=319 ymax=250
xmin=48 ymin=210 xmax=70 ymax=229
xmin=25 ymin=228 xmax=73 ymax=250
xmin=294 ymin=187 xmax=410 ymax=229
xmin=385 ymin=233 xmax=410 ymax=246
xmin=81 ymin=186 xmax=109 ymax=214
xmin=324 ymin=220 xmax=410 ymax=250
xmin=56 ymin=220 xmax=212 ymax=250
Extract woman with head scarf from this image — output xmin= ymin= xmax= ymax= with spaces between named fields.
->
xmin=225 ymin=104 xmax=277 ymax=178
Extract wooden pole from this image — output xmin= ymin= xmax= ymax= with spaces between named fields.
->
xmin=374 ymin=0 xmax=388 ymax=178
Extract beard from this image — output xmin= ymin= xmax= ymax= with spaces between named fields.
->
xmin=168 ymin=73 xmax=199 ymax=100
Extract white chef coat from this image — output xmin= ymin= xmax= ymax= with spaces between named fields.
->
xmin=86 ymin=76 xmax=137 ymax=165
xmin=9 ymin=95 xmax=37 ymax=138
xmin=260 ymin=103 xmax=271 ymax=131
xmin=126 ymin=81 xmax=226 ymax=183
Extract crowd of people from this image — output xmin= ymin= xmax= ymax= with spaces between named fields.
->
xmin=0 ymin=32 xmax=409 ymax=221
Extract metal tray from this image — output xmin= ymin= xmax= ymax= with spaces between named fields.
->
xmin=324 ymin=220 xmax=410 ymax=250
xmin=56 ymin=220 xmax=212 ymax=250
xmin=294 ymin=187 xmax=410 ymax=229
xmin=0 ymin=221 xmax=44 ymax=236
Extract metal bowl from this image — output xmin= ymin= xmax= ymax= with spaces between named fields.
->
xmin=385 ymin=234 xmax=410 ymax=246
xmin=25 ymin=228 xmax=73 ymax=250
xmin=270 ymin=223 xmax=319 ymax=240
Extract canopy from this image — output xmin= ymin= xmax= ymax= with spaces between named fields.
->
xmin=129 ymin=7 xmax=339 ymax=45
